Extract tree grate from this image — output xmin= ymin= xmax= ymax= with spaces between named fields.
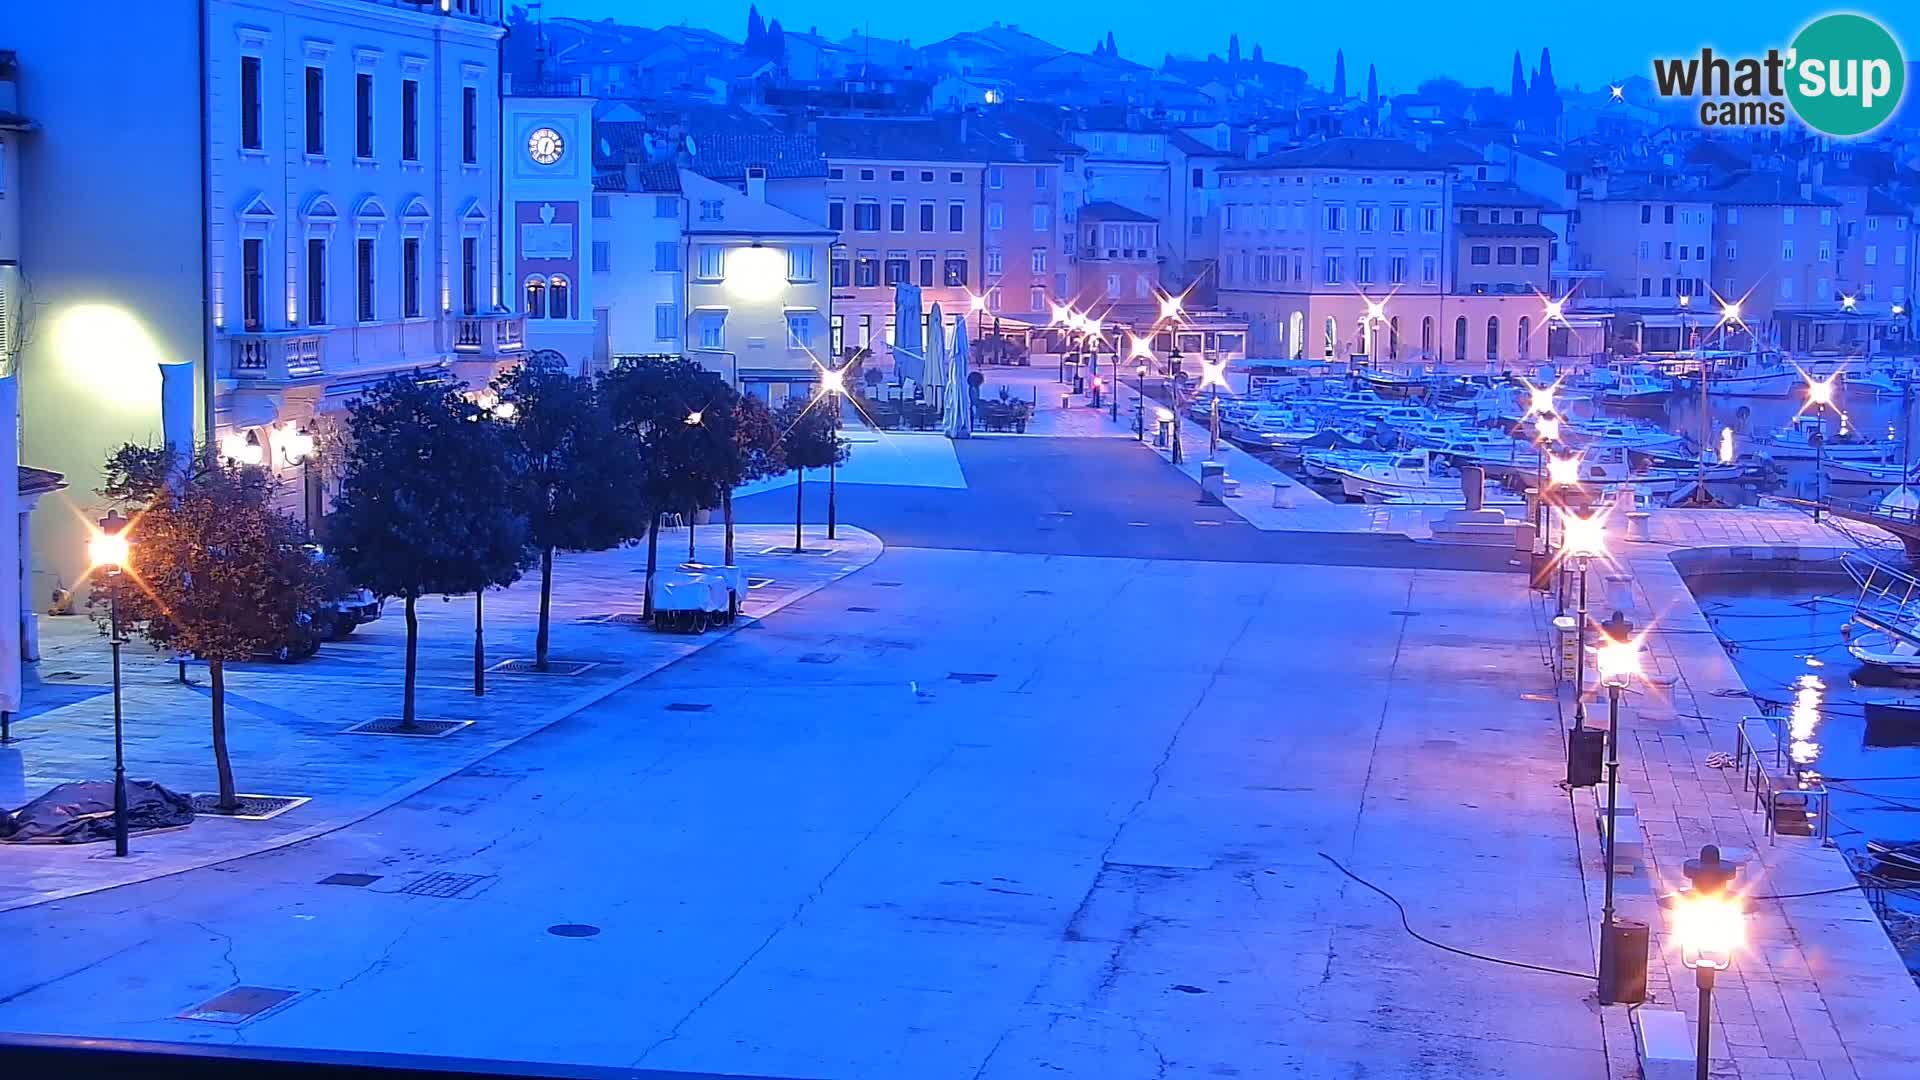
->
xmin=399 ymin=871 xmax=494 ymax=899
xmin=872 ymin=581 xmax=904 ymax=587
xmin=179 ymin=986 xmax=300 ymax=1024
xmin=1024 ymin=589 xmax=1053 ymax=596
xmin=319 ymin=873 xmax=382 ymax=887
xmin=665 ymin=702 xmax=711 ymax=712
xmin=948 ymin=672 xmax=998 ymax=684
xmin=799 ymin=652 xmax=839 ymax=664
xmin=343 ymin=717 xmax=471 ymax=738
xmin=487 ymin=659 xmax=597 ymax=676
xmin=846 ymin=606 xmax=878 ymax=613
xmin=548 ymin=923 xmax=601 ymax=938
xmin=759 ymin=545 xmax=836 ymax=556
xmin=192 ymin=794 xmax=309 ymax=821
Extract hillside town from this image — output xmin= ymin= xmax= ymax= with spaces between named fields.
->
xmin=7 ymin=4 xmax=1920 ymax=1080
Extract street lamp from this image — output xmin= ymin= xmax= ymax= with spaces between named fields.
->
xmin=1168 ymin=346 xmax=1185 ymax=464
xmin=278 ymin=422 xmax=319 ymax=530
xmin=1531 ymin=415 xmax=1561 ymax=559
xmin=1135 ymin=362 xmax=1149 ymax=440
xmin=819 ymin=366 xmax=846 ymax=540
xmin=1561 ymin=510 xmax=1608 ymax=728
xmin=1199 ymin=355 xmax=1231 ymax=458
xmin=1673 ymin=879 xmax=1743 ymax=1080
xmin=1806 ymin=375 xmax=1837 ymax=521
xmin=1527 ymin=382 xmax=1557 ymax=419
xmin=90 ymin=511 xmax=133 ymax=858
xmin=1596 ymin=624 xmax=1643 ymax=1004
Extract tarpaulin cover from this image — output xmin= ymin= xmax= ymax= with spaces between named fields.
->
xmin=0 ymin=780 xmax=195 ymax=843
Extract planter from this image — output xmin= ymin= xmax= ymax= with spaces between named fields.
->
xmin=1014 ymin=418 xmax=1028 ymax=433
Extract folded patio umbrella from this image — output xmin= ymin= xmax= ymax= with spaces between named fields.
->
xmin=892 ymin=284 xmax=925 ymax=385
xmin=944 ymin=317 xmax=974 ymax=439
xmin=925 ymin=303 xmax=950 ymax=396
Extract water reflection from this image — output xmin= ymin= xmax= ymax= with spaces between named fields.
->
xmin=1790 ymin=672 xmax=1825 ymax=769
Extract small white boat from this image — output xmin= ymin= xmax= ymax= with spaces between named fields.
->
xmin=1842 ymin=369 xmax=1904 ymax=397
xmin=1601 ymin=371 xmax=1674 ymax=406
xmin=1302 ymin=447 xmax=1393 ymax=480
xmin=1824 ymin=459 xmax=1917 ymax=485
xmin=1329 ymin=449 xmax=1478 ymax=502
xmin=1848 ymin=627 xmax=1920 ymax=675
xmin=1678 ymin=350 xmax=1801 ymax=398
xmin=1753 ymin=415 xmax=1890 ymax=462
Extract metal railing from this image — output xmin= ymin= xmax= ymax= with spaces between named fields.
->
xmin=1733 ymin=714 xmax=1833 ymax=846
xmin=450 ymin=313 xmax=526 ymax=358
xmin=228 ymin=331 xmax=326 ymax=381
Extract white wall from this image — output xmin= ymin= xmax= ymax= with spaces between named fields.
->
xmin=595 ymin=189 xmax=683 ymax=359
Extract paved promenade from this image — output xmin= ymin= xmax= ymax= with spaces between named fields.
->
xmin=0 ymin=525 xmax=881 ymax=911
xmin=1554 ymin=506 xmax=1920 ymax=1079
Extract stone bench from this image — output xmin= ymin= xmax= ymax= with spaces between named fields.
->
xmin=1635 ymin=1009 xmax=1693 ymax=1079
xmin=1595 ymin=807 xmax=1646 ymax=870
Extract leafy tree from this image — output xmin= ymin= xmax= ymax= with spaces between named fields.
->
xmin=1228 ymin=34 xmax=1240 ymax=65
xmin=775 ymin=394 xmax=848 ymax=553
xmin=96 ymin=445 xmax=326 ymax=812
xmin=330 ymin=376 xmax=530 ymax=728
xmin=1333 ymin=50 xmax=1347 ymax=99
xmin=722 ymin=392 xmax=787 ymax=565
xmin=602 ymin=357 xmax=727 ymax=617
xmin=492 ymin=356 xmax=645 ymax=671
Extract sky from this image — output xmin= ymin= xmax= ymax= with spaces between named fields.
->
xmin=536 ymin=1 xmax=1920 ymax=95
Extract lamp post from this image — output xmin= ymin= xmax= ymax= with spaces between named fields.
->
xmin=90 ymin=512 xmax=133 ymax=858
xmin=1806 ymin=375 xmax=1836 ymax=522
xmin=1596 ymin=623 xmax=1642 ymax=1004
xmin=1135 ymin=362 xmax=1149 ymax=440
xmin=1673 ymin=857 xmax=1743 ymax=1080
xmin=1546 ymin=452 xmax=1581 ymax=616
xmin=1562 ymin=510 xmax=1607 ymax=730
xmin=1199 ymin=354 xmax=1230 ymax=459
xmin=1533 ymin=413 xmax=1561 ymax=554
xmin=1168 ymin=345 xmax=1185 ymax=464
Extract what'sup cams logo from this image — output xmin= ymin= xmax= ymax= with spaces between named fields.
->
xmin=1651 ymin=13 xmax=1905 ymax=137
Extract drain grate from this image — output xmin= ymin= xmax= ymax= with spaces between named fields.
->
xmin=180 ymin=986 xmax=300 ymax=1024
xmin=319 ymin=872 xmax=382 ymax=887
xmin=665 ymin=702 xmax=711 ymax=712
xmin=760 ymin=545 xmax=836 ymax=557
xmin=872 ymin=581 xmax=904 ymax=587
xmin=343 ymin=717 xmax=471 ymax=738
xmin=847 ymin=606 xmax=878 ymax=613
xmin=488 ymin=659 xmax=597 ymax=676
xmin=948 ymin=672 xmax=997 ymax=685
xmin=1126 ymin=521 xmax=1151 ymax=528
xmin=1389 ymin=610 xmax=1421 ymax=617
xmin=548 ymin=923 xmax=601 ymax=938
xmin=399 ymin=871 xmax=494 ymax=899
xmin=1024 ymin=589 xmax=1053 ymax=596
xmin=746 ymin=577 xmax=775 ymax=589
xmin=799 ymin=652 xmax=839 ymax=664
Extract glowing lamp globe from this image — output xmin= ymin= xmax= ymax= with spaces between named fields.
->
xmin=724 ymin=245 xmax=787 ymax=302
xmin=1673 ymin=892 xmax=1744 ymax=971
xmin=89 ymin=528 xmax=130 ymax=570
xmin=1546 ymin=454 xmax=1582 ymax=487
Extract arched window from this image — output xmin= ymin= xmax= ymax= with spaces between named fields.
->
xmin=1517 ymin=315 xmax=1532 ymax=359
xmin=1388 ymin=316 xmax=1401 ymax=360
xmin=1355 ymin=317 xmax=1368 ymax=356
xmin=1323 ymin=316 xmax=1337 ymax=359
xmin=1421 ymin=316 xmax=1435 ymax=357
xmin=1486 ymin=316 xmax=1500 ymax=362
xmin=524 ymin=276 xmax=547 ymax=319
xmin=1289 ymin=311 xmax=1304 ymax=359
xmin=549 ymin=275 xmax=571 ymax=320
xmin=1454 ymin=316 xmax=1468 ymax=360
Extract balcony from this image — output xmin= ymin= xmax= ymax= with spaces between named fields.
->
xmin=1080 ymin=246 xmax=1154 ymax=262
xmin=451 ymin=312 xmax=526 ymax=358
xmin=227 ymin=330 xmax=326 ymax=382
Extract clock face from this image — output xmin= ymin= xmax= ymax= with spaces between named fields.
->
xmin=528 ymin=127 xmax=564 ymax=166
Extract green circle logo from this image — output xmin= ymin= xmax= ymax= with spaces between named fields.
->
xmin=1788 ymin=14 xmax=1905 ymax=137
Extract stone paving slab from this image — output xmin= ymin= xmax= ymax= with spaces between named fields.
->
xmin=1542 ymin=505 xmax=1920 ymax=1079
xmin=0 ymin=525 xmax=882 ymax=912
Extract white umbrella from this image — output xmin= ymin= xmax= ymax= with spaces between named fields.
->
xmin=944 ymin=317 xmax=974 ymax=439
xmin=924 ymin=303 xmax=950 ymax=395
xmin=892 ymin=284 xmax=925 ymax=385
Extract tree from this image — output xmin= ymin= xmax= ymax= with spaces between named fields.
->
xmin=1104 ymin=31 xmax=1117 ymax=59
xmin=723 ymin=392 xmax=786 ymax=566
xmin=1251 ymin=43 xmax=1264 ymax=65
xmin=96 ymin=445 xmax=326 ymax=812
xmin=1333 ymin=50 xmax=1347 ymax=99
xmin=331 ymin=376 xmax=530 ymax=728
xmin=1510 ymin=51 xmax=1527 ymax=104
xmin=602 ymin=357 xmax=728 ymax=618
xmin=746 ymin=5 xmax=765 ymax=54
xmin=1228 ymin=34 xmax=1240 ymax=65
xmin=1533 ymin=47 xmax=1562 ymax=132
xmin=1366 ymin=64 xmax=1379 ymax=129
xmin=492 ymin=356 xmax=645 ymax=671
xmin=775 ymin=395 xmax=848 ymax=553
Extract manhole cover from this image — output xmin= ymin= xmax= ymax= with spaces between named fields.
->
xmin=948 ymin=672 xmax=997 ymax=684
xmin=548 ymin=923 xmax=601 ymax=938
xmin=1024 ymin=589 xmax=1053 ymax=596
xmin=665 ymin=702 xmax=711 ymax=712
xmin=191 ymin=794 xmax=309 ymax=821
xmin=399 ymin=872 xmax=495 ymax=899
xmin=1389 ymin=610 xmax=1422 ymax=617
xmin=343 ymin=717 xmax=472 ymax=738
xmin=180 ymin=986 xmax=300 ymax=1024
xmin=1127 ymin=522 xmax=1151 ymax=527
xmin=1172 ymin=984 xmax=1208 ymax=995
xmin=319 ymin=872 xmax=381 ymax=887
xmin=799 ymin=652 xmax=839 ymax=664
xmin=847 ymin=606 xmax=878 ymax=613
xmin=488 ymin=659 xmax=597 ymax=676
xmin=872 ymin=581 xmax=904 ymax=587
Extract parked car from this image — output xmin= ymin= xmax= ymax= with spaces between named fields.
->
xmin=308 ymin=545 xmax=383 ymax=640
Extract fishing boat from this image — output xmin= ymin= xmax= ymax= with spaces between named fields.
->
xmin=1301 ymin=446 xmax=1393 ymax=481
xmin=1866 ymin=839 xmax=1920 ymax=882
xmin=1678 ymin=349 xmax=1801 ymax=397
xmin=1823 ymin=459 xmax=1918 ymax=485
xmin=1751 ymin=415 xmax=1891 ymax=462
xmin=1359 ymin=369 xmax=1433 ymax=400
xmin=1599 ymin=370 xmax=1673 ymax=407
xmin=1327 ymin=449 xmax=1481 ymax=503
xmin=1841 ymin=369 xmax=1904 ymax=397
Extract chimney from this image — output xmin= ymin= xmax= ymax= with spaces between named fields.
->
xmin=1800 ymin=181 xmax=1813 ymax=201
xmin=625 ymin=161 xmax=644 ymax=190
xmin=747 ymin=165 xmax=769 ymax=202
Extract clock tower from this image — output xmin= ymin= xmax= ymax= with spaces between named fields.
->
xmin=501 ymin=77 xmax=599 ymax=371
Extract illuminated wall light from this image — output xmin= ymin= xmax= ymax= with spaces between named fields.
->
xmin=725 ymin=245 xmax=787 ymax=303
xmin=52 ymin=304 xmax=166 ymax=410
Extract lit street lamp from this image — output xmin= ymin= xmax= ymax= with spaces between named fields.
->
xmin=1596 ymin=621 xmax=1644 ymax=1004
xmin=90 ymin=511 xmax=133 ymax=858
xmin=1561 ymin=510 xmax=1608 ymax=730
xmin=1673 ymin=860 xmax=1743 ymax=1080
xmin=1135 ymin=362 xmax=1149 ymax=441
xmin=1199 ymin=354 xmax=1231 ymax=459
xmin=820 ymin=366 xmax=846 ymax=540
xmin=1806 ymin=375 xmax=1837 ymax=522
xmin=1546 ymin=451 xmax=1581 ymax=615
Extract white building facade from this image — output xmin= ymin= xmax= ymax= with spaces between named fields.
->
xmin=12 ymin=0 xmax=513 ymax=597
xmin=502 ymin=81 xmax=597 ymax=369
